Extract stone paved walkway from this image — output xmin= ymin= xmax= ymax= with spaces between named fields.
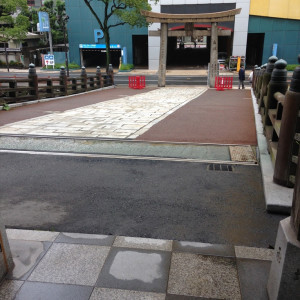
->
xmin=0 ymin=88 xmax=206 ymax=139
xmin=1 ymin=229 xmax=273 ymax=300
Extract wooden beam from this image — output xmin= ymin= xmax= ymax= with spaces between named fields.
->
xmin=141 ymin=8 xmax=241 ymax=24
xmin=149 ymin=30 xmax=232 ymax=37
xmin=145 ymin=16 xmax=236 ymax=23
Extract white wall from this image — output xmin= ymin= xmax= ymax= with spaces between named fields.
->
xmin=148 ymin=0 xmax=250 ymax=69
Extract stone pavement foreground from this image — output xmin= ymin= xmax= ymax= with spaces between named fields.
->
xmin=0 ymin=88 xmax=206 ymax=139
xmin=1 ymin=229 xmax=273 ymax=300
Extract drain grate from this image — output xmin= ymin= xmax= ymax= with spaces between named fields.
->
xmin=207 ymin=164 xmax=234 ymax=172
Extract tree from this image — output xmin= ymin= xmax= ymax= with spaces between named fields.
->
xmin=0 ymin=0 xmax=29 ymax=71
xmin=40 ymin=0 xmax=67 ymax=45
xmin=83 ymin=0 xmax=157 ymax=70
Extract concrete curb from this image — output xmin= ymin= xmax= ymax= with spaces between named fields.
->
xmin=251 ymin=89 xmax=293 ymax=213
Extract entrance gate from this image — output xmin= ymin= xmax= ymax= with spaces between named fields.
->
xmin=141 ymin=9 xmax=241 ymax=87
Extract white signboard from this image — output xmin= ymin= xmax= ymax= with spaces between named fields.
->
xmin=44 ymin=54 xmax=55 ymax=66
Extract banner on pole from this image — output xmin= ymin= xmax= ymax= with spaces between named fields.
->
xmin=38 ymin=12 xmax=50 ymax=32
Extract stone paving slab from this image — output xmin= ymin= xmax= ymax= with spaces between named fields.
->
xmin=0 ymin=229 xmax=275 ymax=300
xmin=28 ymin=243 xmax=110 ymax=286
xmin=167 ymin=252 xmax=241 ymax=299
xmin=0 ymin=135 xmax=234 ymax=162
xmin=0 ymin=88 xmax=205 ymax=139
xmin=5 ymin=240 xmax=51 ymax=281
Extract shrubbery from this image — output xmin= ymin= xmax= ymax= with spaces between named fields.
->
xmin=0 ymin=60 xmax=24 ymax=68
xmin=119 ymin=63 xmax=134 ymax=71
xmin=42 ymin=62 xmax=80 ymax=70
xmin=286 ymin=64 xmax=299 ymax=71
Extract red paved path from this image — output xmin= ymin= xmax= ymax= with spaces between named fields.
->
xmin=137 ymin=89 xmax=257 ymax=145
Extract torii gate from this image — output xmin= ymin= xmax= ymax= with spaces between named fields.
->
xmin=141 ymin=8 xmax=241 ymax=87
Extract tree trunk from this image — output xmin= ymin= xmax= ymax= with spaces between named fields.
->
xmin=4 ymin=44 xmax=10 ymax=73
xmin=104 ymin=30 xmax=111 ymax=72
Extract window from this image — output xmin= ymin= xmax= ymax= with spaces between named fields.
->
xmin=0 ymin=43 xmax=9 ymax=48
xmin=27 ymin=0 xmax=35 ymax=6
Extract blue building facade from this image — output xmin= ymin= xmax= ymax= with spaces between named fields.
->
xmin=247 ymin=16 xmax=300 ymax=65
xmin=65 ymin=0 xmax=300 ymax=69
xmin=65 ymin=0 xmax=147 ymax=67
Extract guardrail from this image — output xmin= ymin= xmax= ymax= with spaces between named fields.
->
xmin=128 ymin=75 xmax=146 ymax=89
xmin=214 ymin=76 xmax=233 ymax=91
xmin=0 ymin=64 xmax=114 ymax=105
xmin=253 ymin=55 xmax=300 ymax=187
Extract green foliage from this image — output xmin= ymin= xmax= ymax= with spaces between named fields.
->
xmin=68 ymin=62 xmax=80 ymax=69
xmin=0 ymin=60 xmax=23 ymax=67
xmin=0 ymin=0 xmax=29 ymax=43
xmin=0 ymin=0 xmax=28 ymax=16
xmin=2 ymin=103 xmax=10 ymax=111
xmin=286 ymin=64 xmax=299 ymax=71
xmin=119 ymin=63 xmax=134 ymax=70
xmin=38 ymin=0 xmax=67 ymax=45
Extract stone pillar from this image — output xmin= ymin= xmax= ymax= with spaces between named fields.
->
xmin=209 ymin=22 xmax=218 ymax=88
xmin=0 ymin=222 xmax=14 ymax=281
xmin=267 ymin=217 xmax=300 ymax=299
xmin=158 ymin=23 xmax=168 ymax=87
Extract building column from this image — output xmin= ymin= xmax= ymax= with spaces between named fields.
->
xmin=158 ymin=23 xmax=168 ymax=87
xmin=209 ymin=22 xmax=218 ymax=88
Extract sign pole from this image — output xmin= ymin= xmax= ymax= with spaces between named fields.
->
xmin=49 ymin=30 xmax=53 ymax=55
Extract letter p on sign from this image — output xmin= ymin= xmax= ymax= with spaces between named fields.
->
xmin=94 ymin=29 xmax=104 ymax=42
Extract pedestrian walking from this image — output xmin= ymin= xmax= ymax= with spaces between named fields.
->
xmin=238 ymin=66 xmax=245 ymax=89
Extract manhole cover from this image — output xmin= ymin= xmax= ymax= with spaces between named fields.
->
xmin=229 ymin=146 xmax=257 ymax=162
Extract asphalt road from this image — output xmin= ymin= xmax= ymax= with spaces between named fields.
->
xmin=0 ymin=152 xmax=284 ymax=248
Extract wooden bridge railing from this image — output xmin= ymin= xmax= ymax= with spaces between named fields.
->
xmin=253 ymin=55 xmax=300 ymax=188
xmin=0 ymin=64 xmax=114 ymax=105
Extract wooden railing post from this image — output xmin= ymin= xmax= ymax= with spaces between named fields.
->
xmin=89 ymin=77 xmax=94 ymax=89
xmin=255 ymin=66 xmax=266 ymax=99
xmin=72 ymin=78 xmax=77 ymax=92
xmin=107 ymin=64 xmax=114 ymax=86
xmin=81 ymin=66 xmax=87 ymax=91
xmin=264 ymin=59 xmax=288 ymax=127
xmin=291 ymin=148 xmax=300 ymax=241
xmin=9 ymin=80 xmax=17 ymax=98
xmin=59 ymin=66 xmax=68 ymax=96
xmin=96 ymin=66 xmax=104 ymax=88
xmin=258 ymin=56 xmax=277 ymax=112
xmin=28 ymin=63 xmax=39 ymax=99
xmin=46 ymin=77 xmax=54 ymax=98
xmin=274 ymin=56 xmax=300 ymax=187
